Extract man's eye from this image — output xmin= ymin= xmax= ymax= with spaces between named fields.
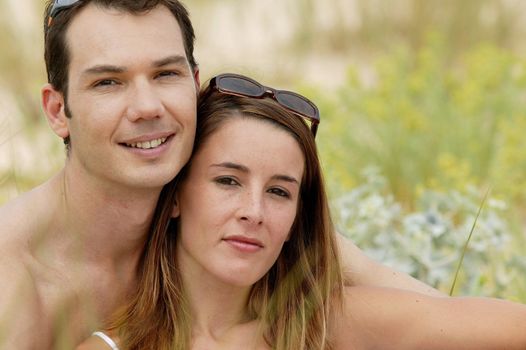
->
xmin=157 ymin=70 xmax=179 ymax=78
xmin=268 ymin=187 xmax=290 ymax=198
xmin=214 ymin=177 xmax=239 ymax=186
xmin=94 ymin=79 xmax=118 ymax=87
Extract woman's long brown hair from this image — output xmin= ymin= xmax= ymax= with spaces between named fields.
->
xmin=111 ymin=83 xmax=344 ymax=350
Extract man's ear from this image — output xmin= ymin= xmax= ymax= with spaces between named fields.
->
xmin=193 ymin=67 xmax=200 ymax=92
xmin=42 ymin=84 xmax=70 ymax=139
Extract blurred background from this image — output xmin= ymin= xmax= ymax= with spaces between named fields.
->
xmin=1 ymin=0 xmax=525 ymax=299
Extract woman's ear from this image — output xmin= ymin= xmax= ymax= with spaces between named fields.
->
xmin=193 ymin=67 xmax=200 ymax=92
xmin=172 ymin=195 xmax=181 ymax=219
xmin=42 ymin=84 xmax=70 ymax=140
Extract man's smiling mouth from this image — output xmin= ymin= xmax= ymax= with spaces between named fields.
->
xmin=123 ymin=137 xmax=169 ymax=149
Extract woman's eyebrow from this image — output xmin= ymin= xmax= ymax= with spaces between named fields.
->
xmin=211 ymin=162 xmax=249 ymax=173
xmin=272 ymin=175 xmax=299 ymax=185
xmin=211 ymin=162 xmax=299 ymax=184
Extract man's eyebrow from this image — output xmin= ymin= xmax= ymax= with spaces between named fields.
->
xmin=82 ymin=65 xmax=126 ymax=76
xmin=80 ymin=55 xmax=188 ymax=77
xmin=153 ymin=55 xmax=188 ymax=68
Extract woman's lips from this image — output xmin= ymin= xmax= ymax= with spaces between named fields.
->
xmin=223 ymin=235 xmax=264 ymax=253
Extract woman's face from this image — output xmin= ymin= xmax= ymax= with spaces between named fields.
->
xmin=175 ymin=117 xmax=305 ymax=287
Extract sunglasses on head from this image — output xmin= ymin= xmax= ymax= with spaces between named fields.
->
xmin=47 ymin=0 xmax=83 ymax=26
xmin=210 ymin=73 xmax=320 ymax=137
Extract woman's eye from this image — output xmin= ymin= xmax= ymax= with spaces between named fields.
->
xmin=214 ymin=177 xmax=239 ymax=186
xmin=268 ymin=187 xmax=290 ymax=198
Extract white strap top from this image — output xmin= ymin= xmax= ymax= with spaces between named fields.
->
xmin=92 ymin=331 xmax=120 ymax=350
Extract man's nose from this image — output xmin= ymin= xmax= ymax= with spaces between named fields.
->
xmin=125 ymin=80 xmax=165 ymax=122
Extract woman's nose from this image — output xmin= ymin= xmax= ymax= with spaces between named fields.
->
xmin=238 ymin=190 xmax=264 ymax=226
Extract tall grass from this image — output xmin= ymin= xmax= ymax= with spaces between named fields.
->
xmin=449 ymin=189 xmax=489 ymax=296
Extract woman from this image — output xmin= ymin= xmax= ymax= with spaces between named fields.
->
xmin=79 ymin=73 xmax=526 ymax=350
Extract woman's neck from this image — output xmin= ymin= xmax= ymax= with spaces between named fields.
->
xmin=183 ymin=279 xmax=267 ymax=349
xmin=184 ymin=268 xmax=254 ymax=339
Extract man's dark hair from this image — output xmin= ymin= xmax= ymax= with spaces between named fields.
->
xmin=44 ymin=0 xmax=197 ymax=99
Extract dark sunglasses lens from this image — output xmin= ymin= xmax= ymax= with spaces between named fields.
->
xmin=218 ymin=77 xmax=264 ymax=97
xmin=276 ymin=92 xmax=318 ymax=119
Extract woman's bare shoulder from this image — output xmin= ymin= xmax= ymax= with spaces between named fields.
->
xmin=75 ymin=336 xmax=108 ymax=350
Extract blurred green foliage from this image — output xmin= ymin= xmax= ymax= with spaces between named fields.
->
xmin=313 ymin=33 xmax=526 ymax=299
xmin=333 ymin=167 xmax=526 ymax=301
xmin=318 ymin=34 xmax=526 ymax=208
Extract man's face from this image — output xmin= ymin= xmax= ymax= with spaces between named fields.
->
xmin=62 ymin=4 xmax=198 ymax=190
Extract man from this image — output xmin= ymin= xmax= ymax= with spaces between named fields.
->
xmin=0 ymin=1 xmax=198 ymax=348
xmin=0 ymin=0 xmax=439 ymax=348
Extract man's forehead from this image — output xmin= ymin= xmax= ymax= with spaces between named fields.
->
xmin=65 ymin=3 xmax=187 ymax=67
xmin=65 ymin=3 xmax=184 ymax=40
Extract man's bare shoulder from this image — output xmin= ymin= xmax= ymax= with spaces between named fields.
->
xmin=0 ymin=180 xmax=58 ymax=246
xmin=0 ymin=181 xmax=57 ymax=309
xmin=0 ymin=181 xmax=60 ymax=348
xmin=0 ymin=192 xmax=41 ymax=276
xmin=0 ymin=197 xmax=30 ymax=246
xmin=0 ymin=246 xmax=49 ymax=348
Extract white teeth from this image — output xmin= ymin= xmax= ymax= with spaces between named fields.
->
xmin=125 ymin=137 xmax=167 ymax=149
